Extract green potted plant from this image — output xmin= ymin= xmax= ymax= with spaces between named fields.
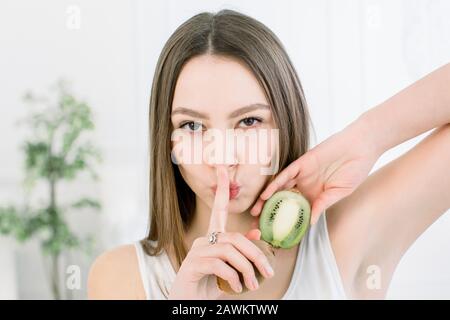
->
xmin=0 ymin=79 xmax=102 ymax=299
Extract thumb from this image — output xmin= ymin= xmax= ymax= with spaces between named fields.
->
xmin=311 ymin=188 xmax=353 ymax=225
xmin=245 ymin=229 xmax=261 ymax=241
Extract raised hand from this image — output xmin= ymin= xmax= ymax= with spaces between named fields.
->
xmin=168 ymin=165 xmax=274 ymax=299
xmin=251 ymin=122 xmax=381 ymax=225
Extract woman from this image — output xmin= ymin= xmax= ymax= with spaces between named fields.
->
xmin=87 ymin=9 xmax=450 ymax=300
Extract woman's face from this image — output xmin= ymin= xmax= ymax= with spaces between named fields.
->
xmin=171 ymin=54 xmax=278 ymax=214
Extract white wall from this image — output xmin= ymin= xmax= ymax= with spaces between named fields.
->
xmin=0 ymin=0 xmax=449 ymax=299
xmin=0 ymin=0 xmax=147 ymax=299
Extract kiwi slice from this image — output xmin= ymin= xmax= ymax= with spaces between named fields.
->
xmin=216 ymin=188 xmax=310 ymax=295
xmin=216 ymin=239 xmax=275 ymax=295
xmin=260 ymin=188 xmax=311 ymax=249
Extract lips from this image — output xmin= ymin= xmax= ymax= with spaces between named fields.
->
xmin=212 ymin=183 xmax=241 ymax=200
xmin=229 ymin=187 xmax=240 ymax=200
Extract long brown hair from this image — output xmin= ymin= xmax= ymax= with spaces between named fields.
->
xmin=141 ymin=9 xmax=312 ymax=269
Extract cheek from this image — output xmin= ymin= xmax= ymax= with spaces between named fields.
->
xmin=240 ymin=165 xmax=271 ymax=196
xmin=177 ymin=163 xmax=210 ymax=194
xmin=178 ymin=163 xmax=200 ymax=182
xmin=171 ymin=132 xmax=202 ymax=165
xmin=267 ymin=127 xmax=279 ymax=158
xmin=233 ymin=128 xmax=278 ymax=166
xmin=253 ymin=128 xmax=279 ymax=167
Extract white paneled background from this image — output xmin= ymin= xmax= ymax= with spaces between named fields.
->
xmin=0 ymin=0 xmax=449 ymax=299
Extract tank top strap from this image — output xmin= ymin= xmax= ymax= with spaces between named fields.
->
xmin=289 ymin=210 xmax=347 ymax=299
xmin=134 ymin=240 xmax=176 ymax=299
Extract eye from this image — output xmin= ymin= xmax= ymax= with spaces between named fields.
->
xmin=238 ymin=117 xmax=263 ymax=128
xmin=180 ymin=121 xmax=204 ymax=133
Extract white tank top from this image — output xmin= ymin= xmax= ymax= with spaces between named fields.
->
xmin=134 ymin=211 xmax=347 ymax=299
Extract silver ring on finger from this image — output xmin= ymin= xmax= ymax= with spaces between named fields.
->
xmin=208 ymin=231 xmax=222 ymax=245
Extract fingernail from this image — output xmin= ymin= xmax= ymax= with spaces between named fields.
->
xmin=234 ymin=282 xmax=243 ymax=293
xmin=251 ymin=277 xmax=259 ymax=290
xmin=263 ymin=262 xmax=274 ymax=277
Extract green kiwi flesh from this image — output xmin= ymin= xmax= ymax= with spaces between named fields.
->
xmin=259 ymin=188 xmax=311 ymax=249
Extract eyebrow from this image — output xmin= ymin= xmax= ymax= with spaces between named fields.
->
xmin=171 ymin=103 xmax=270 ymax=120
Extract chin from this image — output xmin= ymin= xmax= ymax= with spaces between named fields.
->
xmin=229 ymin=198 xmax=252 ymax=214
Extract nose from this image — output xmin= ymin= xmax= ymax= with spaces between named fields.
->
xmin=204 ymin=129 xmax=239 ymax=167
xmin=212 ymin=156 xmax=237 ymax=176
xmin=213 ymin=164 xmax=237 ymax=186
xmin=205 ymin=152 xmax=238 ymax=167
xmin=208 ymin=152 xmax=238 ymax=169
xmin=214 ymin=162 xmax=236 ymax=173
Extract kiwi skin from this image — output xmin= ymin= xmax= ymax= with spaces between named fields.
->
xmin=260 ymin=187 xmax=311 ymax=249
xmin=216 ymin=239 xmax=275 ymax=295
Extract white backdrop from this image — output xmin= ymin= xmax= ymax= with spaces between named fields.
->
xmin=0 ymin=0 xmax=449 ymax=299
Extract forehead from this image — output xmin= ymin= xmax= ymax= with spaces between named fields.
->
xmin=172 ymin=54 xmax=268 ymax=112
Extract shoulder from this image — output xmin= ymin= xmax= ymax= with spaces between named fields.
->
xmin=87 ymin=243 xmax=146 ymax=300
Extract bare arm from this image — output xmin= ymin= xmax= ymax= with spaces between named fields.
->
xmin=363 ymin=62 xmax=450 ymax=154
xmin=327 ymin=62 xmax=450 ymax=298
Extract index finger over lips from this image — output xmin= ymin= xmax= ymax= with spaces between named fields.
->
xmin=207 ymin=166 xmax=230 ymax=234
